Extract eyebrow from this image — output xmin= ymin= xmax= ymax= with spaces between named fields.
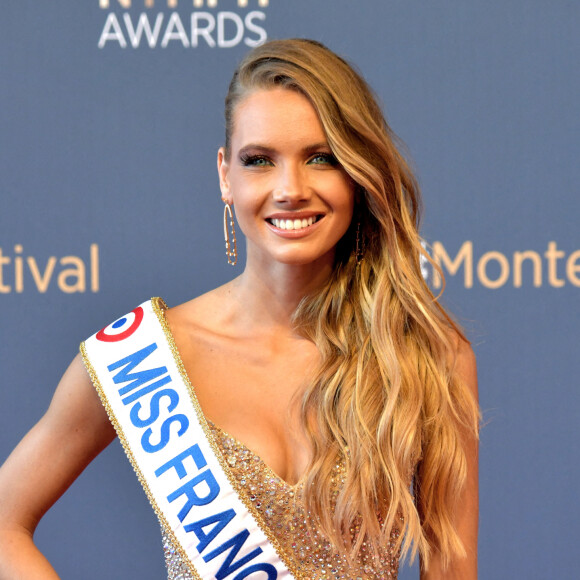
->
xmin=238 ymin=142 xmax=332 ymax=157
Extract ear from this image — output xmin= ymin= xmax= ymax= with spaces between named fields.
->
xmin=217 ymin=147 xmax=232 ymax=204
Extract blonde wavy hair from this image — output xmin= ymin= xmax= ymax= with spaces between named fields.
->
xmin=224 ymin=39 xmax=479 ymax=569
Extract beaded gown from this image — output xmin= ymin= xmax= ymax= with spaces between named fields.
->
xmin=162 ymin=419 xmax=401 ymax=579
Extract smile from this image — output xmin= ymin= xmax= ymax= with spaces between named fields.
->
xmin=267 ymin=215 xmax=321 ymax=230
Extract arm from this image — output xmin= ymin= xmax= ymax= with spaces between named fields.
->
xmin=0 ymin=354 xmax=116 ymax=579
xmin=421 ymin=341 xmax=479 ymax=580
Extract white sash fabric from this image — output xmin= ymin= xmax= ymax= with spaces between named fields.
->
xmin=81 ymin=298 xmax=296 ymax=580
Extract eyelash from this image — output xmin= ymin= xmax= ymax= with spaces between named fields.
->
xmin=309 ymin=153 xmax=338 ymax=166
xmin=240 ymin=154 xmax=271 ymax=167
xmin=239 ymin=152 xmax=338 ymax=167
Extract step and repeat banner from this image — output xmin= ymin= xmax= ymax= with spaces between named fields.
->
xmin=1 ymin=2 xmax=578 ymax=578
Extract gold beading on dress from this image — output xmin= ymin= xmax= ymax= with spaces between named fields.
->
xmin=162 ymin=422 xmax=400 ymax=580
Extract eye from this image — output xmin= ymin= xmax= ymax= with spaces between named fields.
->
xmin=308 ymin=153 xmax=339 ymax=166
xmin=240 ymin=154 xmax=273 ymax=167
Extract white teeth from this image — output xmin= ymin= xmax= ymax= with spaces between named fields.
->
xmin=270 ymin=216 xmax=319 ymax=230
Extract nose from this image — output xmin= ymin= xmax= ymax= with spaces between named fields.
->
xmin=272 ymin=163 xmax=311 ymax=203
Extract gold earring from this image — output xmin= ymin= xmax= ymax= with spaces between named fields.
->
xmin=355 ymin=218 xmax=364 ymax=265
xmin=223 ymin=203 xmax=237 ymax=266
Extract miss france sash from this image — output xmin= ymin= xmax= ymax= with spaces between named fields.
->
xmin=81 ymin=298 xmax=296 ymax=580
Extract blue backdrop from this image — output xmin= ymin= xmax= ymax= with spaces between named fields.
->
xmin=1 ymin=2 xmax=578 ymax=578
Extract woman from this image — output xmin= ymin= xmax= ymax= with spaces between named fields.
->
xmin=0 ymin=39 xmax=478 ymax=579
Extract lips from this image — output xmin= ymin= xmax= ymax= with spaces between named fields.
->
xmin=266 ymin=215 xmax=322 ymax=231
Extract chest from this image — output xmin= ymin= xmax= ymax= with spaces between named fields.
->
xmin=174 ymin=326 xmax=319 ymax=485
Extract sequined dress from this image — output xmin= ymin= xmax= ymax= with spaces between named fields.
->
xmin=162 ymin=420 xmax=400 ymax=579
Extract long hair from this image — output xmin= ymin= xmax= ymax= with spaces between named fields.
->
xmin=223 ymin=38 xmax=479 ymax=569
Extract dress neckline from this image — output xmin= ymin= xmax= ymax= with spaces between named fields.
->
xmin=206 ymin=419 xmax=305 ymax=491
xmin=156 ymin=297 xmax=306 ymax=490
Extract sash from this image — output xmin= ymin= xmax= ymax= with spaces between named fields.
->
xmin=81 ymin=298 xmax=297 ymax=580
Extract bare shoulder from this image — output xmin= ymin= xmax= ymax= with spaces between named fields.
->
xmin=445 ymin=327 xmax=478 ymax=399
xmin=165 ymin=283 xmax=236 ymax=335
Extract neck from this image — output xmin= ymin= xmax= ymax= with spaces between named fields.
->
xmin=228 ymin=256 xmax=334 ymax=333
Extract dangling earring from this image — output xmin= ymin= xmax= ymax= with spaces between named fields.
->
xmin=355 ymin=218 xmax=364 ymax=265
xmin=223 ymin=202 xmax=237 ymax=266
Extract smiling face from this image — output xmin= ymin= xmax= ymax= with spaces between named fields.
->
xmin=218 ymin=88 xmax=355 ymax=270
